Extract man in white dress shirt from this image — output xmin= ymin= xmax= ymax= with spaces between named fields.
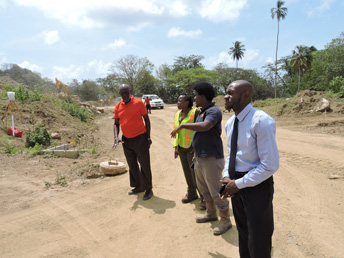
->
xmin=221 ymin=80 xmax=279 ymax=258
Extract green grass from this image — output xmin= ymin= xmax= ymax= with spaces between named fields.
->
xmin=0 ymin=136 xmax=17 ymax=154
xmin=252 ymin=98 xmax=289 ymax=117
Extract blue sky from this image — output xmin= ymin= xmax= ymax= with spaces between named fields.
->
xmin=0 ymin=0 xmax=343 ymax=84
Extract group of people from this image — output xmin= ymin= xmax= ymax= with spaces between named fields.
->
xmin=113 ymin=80 xmax=279 ymax=258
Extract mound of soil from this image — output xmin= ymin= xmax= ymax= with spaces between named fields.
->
xmin=279 ymin=90 xmax=344 ymax=115
xmin=0 ymin=94 xmax=99 ymax=148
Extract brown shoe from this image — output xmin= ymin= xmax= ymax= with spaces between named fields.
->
xmin=181 ymin=193 xmax=198 ymax=203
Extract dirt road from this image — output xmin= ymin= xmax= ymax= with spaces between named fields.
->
xmin=0 ymin=105 xmax=343 ymax=258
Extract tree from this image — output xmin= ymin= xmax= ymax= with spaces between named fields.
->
xmin=290 ymin=45 xmax=314 ymax=93
xmin=110 ymin=55 xmax=154 ymax=95
xmin=75 ymin=80 xmax=104 ymax=101
xmin=271 ymin=0 xmax=288 ymax=98
xmin=300 ymin=33 xmax=344 ymax=92
xmin=228 ymin=41 xmax=245 ymax=68
xmin=172 ymin=55 xmax=204 ymax=73
xmin=164 ymin=67 xmax=218 ymax=103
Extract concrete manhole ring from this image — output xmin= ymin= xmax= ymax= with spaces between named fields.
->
xmin=99 ymin=160 xmax=127 ymax=175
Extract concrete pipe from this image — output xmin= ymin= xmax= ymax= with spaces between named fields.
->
xmin=99 ymin=160 xmax=126 ymax=175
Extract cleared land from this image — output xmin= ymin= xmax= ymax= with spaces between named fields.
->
xmin=0 ymin=95 xmax=344 ymax=257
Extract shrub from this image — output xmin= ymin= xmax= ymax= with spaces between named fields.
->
xmin=329 ymin=76 xmax=344 ymax=98
xmin=0 ymin=85 xmax=41 ymax=102
xmin=28 ymin=143 xmax=44 ymax=156
xmin=25 ymin=126 xmax=51 ymax=148
xmin=61 ymin=98 xmax=91 ymax=122
xmin=0 ymin=138 xmax=17 ymax=154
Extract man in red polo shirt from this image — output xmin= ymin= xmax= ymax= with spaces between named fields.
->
xmin=113 ymin=84 xmax=153 ymax=200
xmin=144 ymin=96 xmax=151 ymax=114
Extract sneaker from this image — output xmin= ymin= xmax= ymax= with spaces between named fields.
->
xmin=143 ymin=189 xmax=153 ymax=200
xmin=128 ymin=187 xmax=144 ymax=195
xmin=181 ymin=193 xmax=198 ymax=203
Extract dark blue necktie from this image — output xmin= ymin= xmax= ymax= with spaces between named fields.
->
xmin=228 ymin=117 xmax=238 ymax=179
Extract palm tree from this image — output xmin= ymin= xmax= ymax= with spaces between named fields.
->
xmin=290 ymin=45 xmax=314 ymax=93
xmin=228 ymin=41 xmax=245 ymax=68
xmin=271 ymin=0 xmax=288 ymax=98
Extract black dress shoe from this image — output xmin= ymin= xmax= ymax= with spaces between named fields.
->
xmin=128 ymin=187 xmax=144 ymax=195
xmin=143 ymin=189 xmax=153 ymax=200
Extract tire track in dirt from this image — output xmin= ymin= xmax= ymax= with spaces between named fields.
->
xmin=275 ymin=128 xmax=344 ymax=257
xmin=40 ymin=196 xmax=117 ymax=257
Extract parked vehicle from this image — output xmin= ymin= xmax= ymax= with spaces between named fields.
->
xmin=142 ymin=94 xmax=164 ymax=109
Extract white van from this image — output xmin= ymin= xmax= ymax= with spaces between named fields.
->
xmin=142 ymin=94 xmax=164 ymax=109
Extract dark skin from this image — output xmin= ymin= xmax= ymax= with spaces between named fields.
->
xmin=113 ymin=84 xmax=152 ymax=148
xmin=220 ymin=80 xmax=253 ymax=199
xmin=170 ymin=90 xmax=214 ymax=138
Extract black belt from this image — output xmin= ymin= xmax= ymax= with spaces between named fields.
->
xmin=234 ymin=171 xmax=248 ymax=179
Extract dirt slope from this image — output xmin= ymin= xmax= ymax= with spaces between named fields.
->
xmin=0 ymin=104 xmax=343 ymax=258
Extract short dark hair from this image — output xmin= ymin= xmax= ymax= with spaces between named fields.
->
xmin=180 ymin=93 xmax=193 ymax=109
xmin=193 ymin=82 xmax=215 ymax=102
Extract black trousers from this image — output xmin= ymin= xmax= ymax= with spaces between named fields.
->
xmin=122 ymin=133 xmax=152 ymax=190
xmin=231 ymin=173 xmax=274 ymax=258
xmin=146 ymin=104 xmax=151 ymax=113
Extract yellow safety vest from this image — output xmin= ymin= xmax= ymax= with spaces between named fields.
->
xmin=173 ymin=108 xmax=197 ymax=148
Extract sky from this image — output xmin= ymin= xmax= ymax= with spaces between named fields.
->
xmin=0 ymin=0 xmax=343 ymax=84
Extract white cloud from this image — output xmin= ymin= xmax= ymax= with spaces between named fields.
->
xmin=265 ymin=57 xmax=274 ymax=65
xmin=107 ymin=39 xmax=129 ymax=49
xmin=207 ymin=48 xmax=260 ymax=68
xmin=127 ymin=22 xmax=152 ymax=32
xmin=42 ymin=30 xmax=59 ymax=45
xmin=199 ymin=0 xmax=248 ymax=23
xmin=308 ymin=0 xmax=335 ymax=16
xmin=87 ymin=60 xmax=112 ymax=75
xmin=13 ymin=0 xmax=106 ymax=29
xmin=170 ymin=1 xmax=191 ymax=16
xmin=242 ymin=49 xmax=260 ymax=66
xmin=53 ymin=64 xmax=83 ymax=81
xmin=10 ymin=0 xmax=249 ymax=31
xmin=208 ymin=51 xmax=234 ymax=67
xmin=18 ymin=61 xmax=43 ymax=73
xmin=0 ymin=0 xmax=7 ymax=8
xmin=167 ymin=27 xmax=202 ymax=38
xmin=11 ymin=0 xmax=192 ymax=29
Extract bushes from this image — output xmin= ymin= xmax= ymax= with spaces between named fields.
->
xmin=329 ymin=76 xmax=344 ymax=98
xmin=61 ymin=97 xmax=91 ymax=122
xmin=0 ymin=85 xmax=41 ymax=102
xmin=25 ymin=126 xmax=50 ymax=148
xmin=0 ymin=137 xmax=18 ymax=154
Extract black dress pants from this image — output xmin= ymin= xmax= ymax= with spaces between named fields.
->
xmin=231 ymin=174 xmax=274 ymax=258
xmin=122 ymin=133 xmax=152 ymax=190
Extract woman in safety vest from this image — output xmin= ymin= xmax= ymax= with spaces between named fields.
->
xmin=173 ymin=94 xmax=204 ymax=209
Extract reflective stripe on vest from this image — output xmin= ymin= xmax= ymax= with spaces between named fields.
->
xmin=174 ymin=108 xmax=197 ymax=148
xmin=184 ymin=109 xmax=196 ymax=148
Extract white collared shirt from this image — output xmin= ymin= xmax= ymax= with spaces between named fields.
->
xmin=223 ymin=103 xmax=279 ymax=189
